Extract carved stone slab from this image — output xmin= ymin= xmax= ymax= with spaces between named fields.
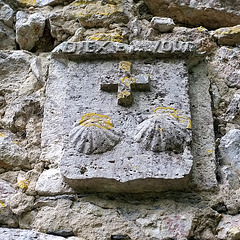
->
xmin=52 ymin=40 xmax=196 ymax=59
xmin=43 ymin=41 xmax=194 ymax=192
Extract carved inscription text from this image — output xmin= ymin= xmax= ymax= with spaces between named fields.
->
xmin=52 ymin=40 xmax=196 ymax=58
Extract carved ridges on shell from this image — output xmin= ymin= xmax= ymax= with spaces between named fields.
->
xmin=79 ymin=113 xmax=113 ymax=129
xmin=70 ymin=113 xmax=120 ymax=154
xmin=154 ymin=107 xmax=191 ymax=129
xmin=135 ymin=107 xmax=191 ymax=152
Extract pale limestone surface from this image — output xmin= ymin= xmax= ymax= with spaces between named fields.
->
xmin=208 ymin=47 xmax=240 ymax=89
xmin=143 ymin=0 xmax=240 ymax=29
xmin=0 ymin=180 xmax=18 ymax=227
xmin=0 ymin=2 xmax=15 ymax=50
xmin=0 ymin=135 xmax=29 ymax=170
xmin=219 ymin=129 xmax=240 ymax=175
xmin=16 ymin=11 xmax=46 ymax=51
xmin=0 ymin=2 xmax=14 ymax=28
xmin=217 ymin=214 xmax=240 ymax=240
xmin=188 ymin=62 xmax=217 ymax=190
xmin=0 ymin=228 xmax=80 ymax=240
xmin=0 ymin=179 xmax=16 ymax=203
xmin=35 ymin=169 xmax=74 ymax=195
xmin=9 ymin=192 xmax=35 ymax=215
xmin=225 ymin=92 xmax=240 ymax=125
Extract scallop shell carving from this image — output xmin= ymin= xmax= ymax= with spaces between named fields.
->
xmin=70 ymin=113 xmax=120 ymax=154
xmin=134 ymin=107 xmax=192 ymax=153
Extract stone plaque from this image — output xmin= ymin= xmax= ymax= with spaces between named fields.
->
xmin=43 ymin=41 xmax=195 ymax=192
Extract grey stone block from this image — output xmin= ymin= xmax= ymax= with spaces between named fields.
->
xmin=150 ymin=17 xmax=175 ymax=33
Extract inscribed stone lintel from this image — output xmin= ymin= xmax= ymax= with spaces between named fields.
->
xmin=52 ymin=40 xmax=196 ymax=59
xmin=45 ymin=41 xmax=195 ymax=193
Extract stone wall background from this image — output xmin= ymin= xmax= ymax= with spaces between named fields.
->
xmin=0 ymin=0 xmax=240 ymax=239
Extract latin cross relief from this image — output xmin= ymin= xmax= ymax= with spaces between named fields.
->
xmin=100 ymin=61 xmax=150 ymax=107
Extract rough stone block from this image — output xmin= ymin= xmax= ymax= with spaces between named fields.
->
xmin=0 ymin=135 xmax=29 ymax=170
xmin=0 ymin=180 xmax=18 ymax=227
xmin=217 ymin=214 xmax=240 ymax=240
xmin=219 ymin=129 xmax=240 ymax=175
xmin=225 ymin=92 xmax=240 ymax=125
xmin=0 ymin=21 xmax=16 ymax=50
xmin=0 ymin=228 xmax=72 ymax=240
xmin=16 ymin=11 xmax=45 ymax=51
xmin=0 ymin=180 xmax=16 ymax=203
xmin=143 ymin=0 xmax=240 ymax=29
xmin=35 ymin=169 xmax=74 ymax=195
xmin=150 ymin=17 xmax=175 ymax=33
xmin=214 ymin=25 xmax=240 ymax=46
xmin=208 ymin=47 xmax=240 ymax=88
xmin=0 ymin=2 xmax=14 ymax=26
xmin=136 ymin=214 xmax=193 ymax=239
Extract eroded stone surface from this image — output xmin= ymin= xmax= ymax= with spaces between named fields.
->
xmin=0 ymin=2 xmax=16 ymax=50
xmin=16 ymin=11 xmax=46 ymax=51
xmin=213 ymin=25 xmax=240 ymax=46
xmin=219 ymin=129 xmax=240 ymax=175
xmin=188 ymin=62 xmax=217 ymax=190
xmin=35 ymin=169 xmax=74 ymax=195
xmin=49 ymin=11 xmax=82 ymax=43
xmin=208 ymin=46 xmax=240 ymax=89
xmin=0 ymin=180 xmax=18 ymax=227
xmin=0 ymin=50 xmax=45 ymax=135
xmin=136 ymin=213 xmax=193 ymax=239
xmin=0 ymin=2 xmax=14 ymax=28
xmin=0 ymin=227 xmax=77 ymax=240
xmin=0 ymin=135 xmax=29 ymax=170
xmin=217 ymin=214 xmax=240 ymax=240
xmin=150 ymin=17 xmax=175 ymax=33
xmin=143 ymin=0 xmax=240 ymax=29
xmin=0 ymin=21 xmax=16 ymax=50
xmin=9 ymin=192 xmax=35 ymax=215
xmin=225 ymin=92 xmax=240 ymax=125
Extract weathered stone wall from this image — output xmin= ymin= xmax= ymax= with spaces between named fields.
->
xmin=0 ymin=0 xmax=240 ymax=239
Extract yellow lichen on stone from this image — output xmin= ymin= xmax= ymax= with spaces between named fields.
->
xmin=118 ymin=91 xmax=131 ymax=98
xmin=154 ymin=107 xmax=191 ymax=129
xmin=19 ymin=0 xmax=37 ymax=6
xmin=80 ymin=113 xmax=113 ymax=129
xmin=206 ymin=150 xmax=213 ymax=155
xmin=89 ymin=32 xmax=123 ymax=42
xmin=119 ymin=61 xmax=132 ymax=72
xmin=76 ymin=1 xmax=119 ymax=18
xmin=0 ymin=201 xmax=5 ymax=208
xmin=18 ymin=180 xmax=30 ymax=190
xmin=121 ymin=77 xmax=136 ymax=87
xmin=0 ymin=201 xmax=5 ymax=213
xmin=218 ymin=25 xmax=240 ymax=35
xmin=197 ymin=26 xmax=207 ymax=32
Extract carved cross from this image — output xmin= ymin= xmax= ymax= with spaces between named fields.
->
xmin=101 ymin=61 xmax=150 ymax=107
